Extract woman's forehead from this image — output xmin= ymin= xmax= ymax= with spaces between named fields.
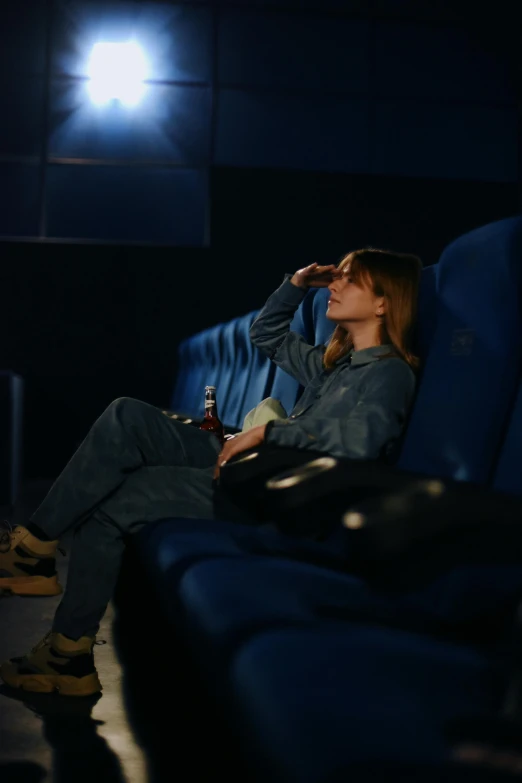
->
xmin=341 ymin=259 xmax=358 ymax=276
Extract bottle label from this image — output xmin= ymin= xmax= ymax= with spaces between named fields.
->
xmin=205 ymin=400 xmax=215 ymax=409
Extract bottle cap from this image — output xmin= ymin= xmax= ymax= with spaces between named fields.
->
xmin=205 ymin=386 xmax=216 ymax=390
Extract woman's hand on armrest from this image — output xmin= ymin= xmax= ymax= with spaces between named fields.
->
xmin=213 ymin=425 xmax=267 ymax=480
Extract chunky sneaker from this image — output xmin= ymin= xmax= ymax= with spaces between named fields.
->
xmin=0 ymin=632 xmax=102 ymax=696
xmin=0 ymin=521 xmax=63 ymax=596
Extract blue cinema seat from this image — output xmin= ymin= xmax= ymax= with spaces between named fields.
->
xmin=169 ymin=312 xmax=268 ymax=429
xmin=216 ymin=312 xmax=257 ymax=429
xmin=312 ymin=285 xmax=335 ymax=346
xmin=234 ymin=316 xmax=274 ymax=431
xmin=168 ymin=279 xmax=319 ymax=426
xmin=212 ymin=317 xmax=239 ymax=426
xmin=226 ymin=625 xmax=502 ymax=783
xmin=169 ymin=329 xmax=214 ymax=419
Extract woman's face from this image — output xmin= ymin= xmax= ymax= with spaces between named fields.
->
xmin=326 ymin=263 xmax=383 ymax=324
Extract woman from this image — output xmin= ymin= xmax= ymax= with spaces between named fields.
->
xmin=0 ymin=248 xmax=421 ymax=696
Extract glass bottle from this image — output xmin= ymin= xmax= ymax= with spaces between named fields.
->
xmin=199 ymin=385 xmax=225 ymax=445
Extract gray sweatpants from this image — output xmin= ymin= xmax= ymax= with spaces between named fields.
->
xmin=31 ymin=397 xmax=249 ymax=639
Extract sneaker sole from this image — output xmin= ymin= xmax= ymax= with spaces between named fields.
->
xmin=0 ymin=574 xmax=63 ymax=596
xmin=0 ymin=666 xmax=102 ymax=697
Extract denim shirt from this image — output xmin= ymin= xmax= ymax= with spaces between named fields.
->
xmin=249 ymin=276 xmax=417 ymax=460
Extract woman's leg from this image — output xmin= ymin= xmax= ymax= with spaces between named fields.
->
xmin=30 ymin=397 xmax=221 ymax=540
xmin=50 ymin=464 xmax=244 ymax=640
xmin=0 ymin=464 xmax=244 ymax=694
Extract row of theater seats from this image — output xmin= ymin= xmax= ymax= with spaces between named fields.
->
xmin=135 ymin=216 xmax=522 ymax=781
xmin=170 ymin=276 xmax=318 ymax=428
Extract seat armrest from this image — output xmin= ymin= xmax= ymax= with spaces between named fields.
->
xmin=261 ymin=455 xmax=522 ymax=555
xmin=263 ymin=456 xmax=414 ymax=509
xmin=341 ymin=479 xmax=522 ymax=563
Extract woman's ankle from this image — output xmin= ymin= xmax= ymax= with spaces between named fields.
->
xmin=26 ymin=522 xmax=53 ymax=542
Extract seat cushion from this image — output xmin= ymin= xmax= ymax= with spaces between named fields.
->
xmin=137 ymin=517 xmax=245 ymax=589
xmin=167 ymin=527 xmax=522 ymax=657
xmin=228 ymin=625 xmax=500 ymax=783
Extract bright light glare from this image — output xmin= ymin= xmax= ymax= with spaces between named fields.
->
xmin=87 ymin=41 xmax=148 ymax=107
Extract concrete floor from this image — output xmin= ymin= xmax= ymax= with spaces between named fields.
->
xmin=0 ymin=480 xmax=147 ymax=783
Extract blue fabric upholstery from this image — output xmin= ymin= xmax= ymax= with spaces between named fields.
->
xmin=399 ymin=217 xmax=522 ymax=482
xmin=174 ymin=547 xmax=522 ymax=658
xmin=138 ymin=518 xmax=244 ymax=596
xmin=169 ymin=329 xmax=218 ymax=418
xmin=236 ymin=332 xmax=275 ymax=431
xmin=218 ymin=312 xmax=257 ymax=429
xmin=214 ymin=318 xmax=240 ymax=425
xmin=228 ymin=626 xmax=500 ymax=782
xmin=193 ymin=324 xmax=225 ymax=418
xmin=312 ymin=286 xmax=335 ymax=346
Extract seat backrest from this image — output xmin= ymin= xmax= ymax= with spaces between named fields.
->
xmin=170 ymin=332 xmax=209 ymax=418
xmin=312 ymin=287 xmax=335 ymax=346
xmin=237 ymin=345 xmax=275 ymax=430
xmin=171 ymin=324 xmax=224 ymax=419
xmin=398 ymin=216 xmax=522 ymax=484
xmin=201 ymin=322 xmax=224 ymax=396
xmin=217 ymin=318 xmax=241 ymax=423
xmin=267 ymin=289 xmax=316 ymax=414
xmin=220 ymin=312 xmax=258 ymax=429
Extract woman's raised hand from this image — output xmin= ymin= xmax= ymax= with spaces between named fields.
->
xmin=290 ymin=263 xmax=342 ymax=289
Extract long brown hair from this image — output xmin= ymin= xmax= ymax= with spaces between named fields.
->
xmin=323 ymin=248 xmax=422 ymax=371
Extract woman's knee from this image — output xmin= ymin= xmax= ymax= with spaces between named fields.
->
xmin=103 ymin=397 xmax=146 ymax=425
xmin=109 ymin=396 xmax=140 ymax=411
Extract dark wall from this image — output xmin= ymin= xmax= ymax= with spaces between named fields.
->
xmin=1 ymin=166 xmax=518 ymax=478
xmin=0 ymin=1 xmax=520 ymax=245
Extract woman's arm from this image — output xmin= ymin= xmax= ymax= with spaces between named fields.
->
xmin=250 ymin=264 xmax=338 ymax=387
xmin=263 ymin=359 xmax=416 ymax=460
